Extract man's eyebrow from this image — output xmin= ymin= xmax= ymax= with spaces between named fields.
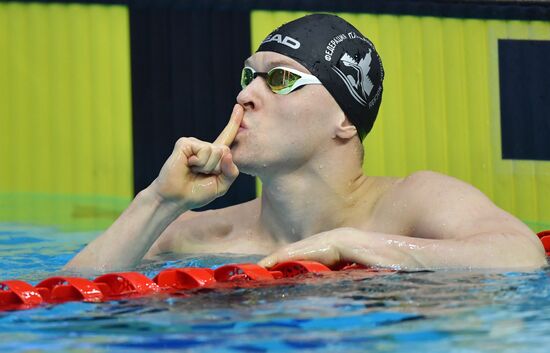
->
xmin=268 ymin=60 xmax=299 ymax=69
xmin=243 ymin=59 xmax=300 ymax=70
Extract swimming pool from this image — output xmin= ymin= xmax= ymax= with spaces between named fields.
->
xmin=1 ymin=223 xmax=549 ymax=352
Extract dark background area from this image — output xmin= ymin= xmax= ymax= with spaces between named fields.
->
xmin=129 ymin=3 xmax=256 ymax=210
xmin=499 ymin=39 xmax=550 ymax=161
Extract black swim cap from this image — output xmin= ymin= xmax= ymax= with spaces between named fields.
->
xmin=256 ymin=14 xmax=384 ymax=138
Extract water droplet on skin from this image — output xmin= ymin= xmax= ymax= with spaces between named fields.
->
xmin=319 ymin=165 xmax=324 ymax=169
xmin=331 ymin=134 xmax=336 ymax=139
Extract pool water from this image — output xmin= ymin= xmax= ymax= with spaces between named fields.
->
xmin=1 ymin=223 xmax=550 ymax=352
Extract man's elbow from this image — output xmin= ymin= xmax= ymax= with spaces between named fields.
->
xmin=470 ymin=231 xmax=547 ymax=269
xmin=513 ymin=235 xmax=547 ymax=268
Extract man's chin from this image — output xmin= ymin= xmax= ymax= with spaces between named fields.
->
xmin=233 ymin=158 xmax=258 ymax=177
xmin=232 ymin=154 xmax=261 ymax=177
xmin=231 ymin=143 xmax=268 ymax=176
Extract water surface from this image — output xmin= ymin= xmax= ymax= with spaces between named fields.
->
xmin=1 ymin=223 xmax=549 ymax=352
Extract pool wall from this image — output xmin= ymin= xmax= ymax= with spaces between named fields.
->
xmin=1 ymin=0 xmax=549 ymax=231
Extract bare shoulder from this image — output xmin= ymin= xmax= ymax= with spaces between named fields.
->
xmin=385 ymin=170 xmax=491 ymax=206
xmin=372 ymin=170 xmax=535 ymax=240
xmin=401 ymin=170 xmax=483 ymax=192
xmin=147 ymin=198 xmax=261 ymax=256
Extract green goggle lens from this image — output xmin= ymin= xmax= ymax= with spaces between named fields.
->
xmin=241 ymin=67 xmax=255 ymax=88
xmin=267 ymin=68 xmax=300 ymax=91
xmin=240 ymin=66 xmax=318 ymax=94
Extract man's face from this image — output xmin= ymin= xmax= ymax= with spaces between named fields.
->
xmin=231 ymin=51 xmax=343 ymax=177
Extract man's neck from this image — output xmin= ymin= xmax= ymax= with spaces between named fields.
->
xmin=257 ymin=161 xmax=370 ymax=245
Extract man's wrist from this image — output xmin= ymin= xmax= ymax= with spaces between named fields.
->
xmin=138 ymin=185 xmax=190 ymax=217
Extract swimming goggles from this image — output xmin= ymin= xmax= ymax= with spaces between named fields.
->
xmin=240 ymin=66 xmax=322 ymax=95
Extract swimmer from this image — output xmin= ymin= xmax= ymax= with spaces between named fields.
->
xmin=65 ymin=14 xmax=546 ymax=272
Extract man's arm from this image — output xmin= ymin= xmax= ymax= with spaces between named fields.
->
xmin=64 ymin=188 xmax=189 ymax=271
xmin=64 ymin=105 xmax=244 ymax=272
xmin=258 ymin=227 xmax=546 ymax=269
xmin=259 ymin=171 xmax=547 ymax=269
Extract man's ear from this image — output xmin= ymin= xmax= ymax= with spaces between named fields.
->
xmin=334 ymin=113 xmax=357 ymax=140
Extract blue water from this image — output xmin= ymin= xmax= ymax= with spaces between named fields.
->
xmin=1 ymin=223 xmax=550 ymax=352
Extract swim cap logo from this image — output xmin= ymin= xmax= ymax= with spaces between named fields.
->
xmin=261 ymin=34 xmax=301 ymax=50
xmin=331 ymin=50 xmax=374 ymax=107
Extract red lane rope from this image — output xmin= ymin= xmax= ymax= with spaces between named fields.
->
xmin=0 ymin=261 xmax=377 ymax=312
xmin=537 ymin=230 xmax=550 ymax=256
xmin=0 ymin=231 xmax=548 ymax=312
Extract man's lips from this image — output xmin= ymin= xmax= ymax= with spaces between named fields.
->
xmin=238 ymin=119 xmax=248 ymax=133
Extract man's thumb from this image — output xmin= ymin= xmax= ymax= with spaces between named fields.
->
xmin=218 ymin=152 xmax=239 ymax=193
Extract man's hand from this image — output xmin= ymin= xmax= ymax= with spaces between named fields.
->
xmin=258 ymin=230 xmax=342 ymax=268
xmin=257 ymin=227 xmax=423 ymax=269
xmin=150 ymin=104 xmax=244 ymax=210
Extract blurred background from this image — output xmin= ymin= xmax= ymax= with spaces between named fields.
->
xmin=1 ymin=0 xmax=549 ymax=232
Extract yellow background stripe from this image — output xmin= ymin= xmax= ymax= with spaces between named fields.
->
xmin=0 ymin=3 xmax=133 ymax=230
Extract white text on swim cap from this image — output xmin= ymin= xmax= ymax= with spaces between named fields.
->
xmin=325 ymin=32 xmax=372 ymax=62
xmin=261 ymin=34 xmax=301 ymax=50
xmin=325 ymin=34 xmax=347 ymax=61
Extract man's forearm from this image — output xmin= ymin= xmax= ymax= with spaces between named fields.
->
xmin=64 ymin=188 xmax=189 ymax=272
xmin=338 ymin=230 xmax=547 ymax=269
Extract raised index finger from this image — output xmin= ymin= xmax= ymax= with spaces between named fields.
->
xmin=214 ymin=104 xmax=244 ymax=146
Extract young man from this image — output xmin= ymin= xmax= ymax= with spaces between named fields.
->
xmin=65 ymin=14 xmax=546 ymax=272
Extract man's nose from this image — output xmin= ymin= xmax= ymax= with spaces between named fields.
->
xmin=236 ymin=77 xmax=267 ymax=111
